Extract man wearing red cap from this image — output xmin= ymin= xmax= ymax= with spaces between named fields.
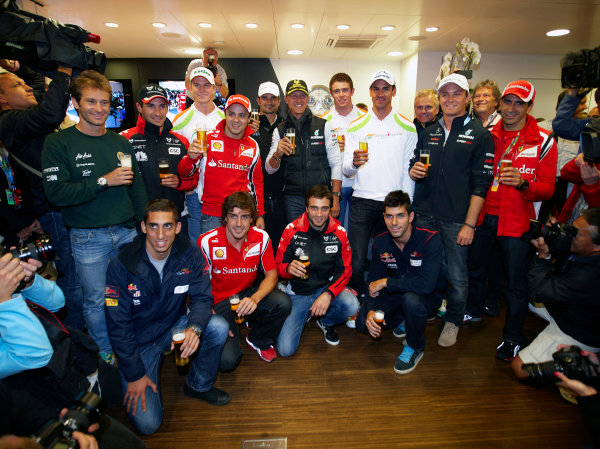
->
xmin=178 ymin=94 xmax=265 ymax=234
xmin=465 ymin=80 xmax=557 ymax=361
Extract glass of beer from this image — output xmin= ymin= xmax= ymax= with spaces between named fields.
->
xmin=359 ymin=140 xmax=368 ymax=152
xmin=420 ymin=149 xmax=431 ymax=177
xmin=286 ymin=128 xmax=296 ymax=155
xmin=159 ymin=158 xmax=169 ymax=181
xmin=299 ymin=251 xmax=310 ymax=280
xmin=500 ymin=158 xmax=512 ymax=173
xmin=229 ymin=295 xmax=244 ymax=324
xmin=373 ymin=310 xmax=385 ymax=340
xmin=196 ymin=127 xmax=207 ymax=151
xmin=336 ymin=132 xmax=345 ymax=152
xmin=120 ymin=154 xmax=133 ymax=185
xmin=251 ymin=109 xmax=259 ymax=122
xmin=171 ymin=326 xmax=189 ymax=375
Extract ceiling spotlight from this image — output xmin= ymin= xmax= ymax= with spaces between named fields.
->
xmin=213 ymin=40 xmax=225 ymax=45
xmin=287 ymin=50 xmax=303 ymax=55
xmin=546 ymin=29 xmax=570 ymax=37
xmin=291 ymin=23 xmax=304 ymax=29
xmin=425 ymin=26 xmax=439 ymax=32
xmin=246 ymin=23 xmax=259 ymax=29
xmin=152 ymin=22 xmax=166 ymax=28
xmin=337 ymin=24 xmax=350 ymax=30
xmin=387 ymin=51 xmax=403 ymax=56
xmin=198 ymin=22 xmax=212 ymax=28
xmin=381 ymin=25 xmax=395 ymax=31
xmin=185 ymin=49 xmax=203 ymax=55
xmin=104 ymin=22 xmax=119 ymax=28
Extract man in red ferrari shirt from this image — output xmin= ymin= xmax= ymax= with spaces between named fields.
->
xmin=178 ymin=94 xmax=265 ymax=234
xmin=198 ymin=192 xmax=291 ymax=367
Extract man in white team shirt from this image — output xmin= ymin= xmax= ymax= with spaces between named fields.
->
xmin=172 ymin=65 xmax=225 ymax=242
xmin=343 ymin=69 xmax=417 ymax=296
xmin=320 ymin=73 xmax=364 ymax=229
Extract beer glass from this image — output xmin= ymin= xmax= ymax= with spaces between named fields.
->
xmin=500 ymin=158 xmax=512 ymax=173
xmin=159 ymin=158 xmax=169 ymax=180
xmin=336 ymin=132 xmax=345 ymax=152
xmin=171 ymin=326 xmax=189 ymax=375
xmin=420 ymin=149 xmax=431 ymax=177
xmin=230 ymin=295 xmax=244 ymax=324
xmin=196 ymin=127 xmax=207 ymax=152
xmin=120 ymin=154 xmax=133 ymax=185
xmin=251 ymin=109 xmax=259 ymax=122
xmin=299 ymin=250 xmax=310 ymax=280
xmin=373 ymin=310 xmax=385 ymax=339
xmin=359 ymin=140 xmax=368 ymax=152
xmin=286 ymin=128 xmax=296 ymax=155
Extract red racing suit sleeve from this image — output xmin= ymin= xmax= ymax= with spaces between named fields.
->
xmin=324 ymin=226 xmax=352 ymax=299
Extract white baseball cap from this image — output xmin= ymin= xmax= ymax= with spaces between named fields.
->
xmin=258 ymin=81 xmax=280 ymax=97
xmin=371 ymin=69 xmax=396 ymax=86
xmin=189 ymin=67 xmax=215 ymax=85
xmin=437 ymin=73 xmax=469 ymax=93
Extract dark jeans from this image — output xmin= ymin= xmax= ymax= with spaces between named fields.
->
xmin=356 ymin=291 xmax=440 ymax=352
xmin=348 ymin=197 xmax=386 ymax=294
xmin=415 ymin=215 xmax=467 ymax=327
xmin=213 ymin=286 xmax=292 ymax=372
xmin=38 ymin=210 xmax=84 ymax=330
xmin=283 ymin=194 xmax=306 ymax=224
xmin=484 ymin=240 xmax=505 ymax=308
xmin=264 ymin=196 xmax=287 ymax=250
xmin=467 ymin=214 xmax=532 ymax=344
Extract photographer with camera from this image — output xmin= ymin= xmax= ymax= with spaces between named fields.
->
xmin=512 ymin=208 xmax=600 ymax=387
xmin=202 ymin=47 xmax=228 ymax=99
xmin=552 ymin=88 xmax=598 ymax=142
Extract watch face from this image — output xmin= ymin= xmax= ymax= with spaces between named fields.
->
xmin=308 ymin=85 xmax=334 ymax=117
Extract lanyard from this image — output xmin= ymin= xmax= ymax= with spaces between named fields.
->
xmin=495 ymin=134 xmax=520 ymax=177
xmin=0 ymin=148 xmax=16 ymax=189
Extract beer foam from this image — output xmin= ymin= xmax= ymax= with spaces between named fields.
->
xmin=172 ymin=332 xmax=186 ymax=342
xmin=374 ymin=311 xmax=384 ymax=320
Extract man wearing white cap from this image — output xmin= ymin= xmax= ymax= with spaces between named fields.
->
xmin=172 ymin=65 xmax=225 ymax=242
xmin=409 ymin=73 xmax=494 ymax=348
xmin=466 ymin=80 xmax=557 ymax=361
xmin=343 ymin=69 xmax=417 ymax=296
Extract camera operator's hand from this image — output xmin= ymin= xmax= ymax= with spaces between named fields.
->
xmin=20 ymin=257 xmax=42 ymax=287
xmin=124 ymin=375 xmax=157 ymax=415
xmin=530 ymin=236 xmax=551 ymax=259
xmin=71 ymin=432 xmax=99 ymax=449
xmin=56 ymin=66 xmax=73 ymax=77
xmin=581 ymin=162 xmax=600 ymax=185
xmin=0 ymin=253 xmax=25 ymax=303
xmin=58 ymin=409 xmax=100 ymax=433
xmin=104 ymin=167 xmax=134 ymax=187
xmin=554 ymin=346 xmax=599 ymax=397
xmin=0 ymin=59 xmax=19 ymax=72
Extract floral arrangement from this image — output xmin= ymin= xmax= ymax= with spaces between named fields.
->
xmin=436 ymin=37 xmax=482 ymax=86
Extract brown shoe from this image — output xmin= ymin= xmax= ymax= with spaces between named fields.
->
xmin=438 ymin=322 xmax=459 ymax=347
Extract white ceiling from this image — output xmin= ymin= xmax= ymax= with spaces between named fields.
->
xmin=20 ymin=0 xmax=600 ymax=60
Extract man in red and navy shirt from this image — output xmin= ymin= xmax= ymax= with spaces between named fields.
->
xmin=355 ymin=190 xmax=446 ymax=375
xmin=275 ymin=185 xmax=358 ymax=356
xmin=179 ymin=94 xmax=265 ymax=235
xmin=198 ymin=192 xmax=290 ymax=367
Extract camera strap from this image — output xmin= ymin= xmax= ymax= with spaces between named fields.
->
xmin=8 ymin=151 xmax=42 ymax=178
xmin=25 ymin=299 xmax=70 ymax=338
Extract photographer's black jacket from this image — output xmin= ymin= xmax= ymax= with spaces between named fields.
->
xmin=409 ymin=114 xmax=494 ymax=223
xmin=254 ymin=114 xmax=284 ymax=200
xmin=528 ymin=254 xmax=600 ymax=347
xmin=0 ymin=70 xmax=71 ymax=215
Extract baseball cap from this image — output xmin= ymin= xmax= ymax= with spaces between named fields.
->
xmin=189 ymin=66 xmax=215 ymax=85
xmin=285 ymin=79 xmax=308 ymax=96
xmin=501 ymin=80 xmax=535 ymax=104
xmin=371 ymin=69 xmax=396 ymax=86
xmin=138 ymin=84 xmax=168 ymax=104
xmin=258 ymin=81 xmax=280 ymax=97
xmin=225 ymin=94 xmax=252 ymax=113
xmin=437 ymin=73 xmax=470 ymax=93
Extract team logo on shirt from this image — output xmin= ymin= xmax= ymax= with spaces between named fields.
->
xmin=212 ymin=141 xmax=224 ymax=152
xmin=380 ymin=252 xmax=396 ymax=263
xmin=128 ymin=283 xmax=141 ymax=298
xmin=240 ymin=145 xmax=254 ymax=158
xmin=244 ymin=243 xmax=261 ymax=259
xmin=105 ymin=286 xmax=119 ymax=297
xmin=168 ymin=146 xmax=181 ymax=155
xmin=135 ymin=151 xmax=148 ymax=161
xmin=213 ymin=247 xmax=227 ymax=259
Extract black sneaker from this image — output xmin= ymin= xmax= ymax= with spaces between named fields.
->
xmin=315 ymin=319 xmax=340 ymax=346
xmin=496 ymin=340 xmax=520 ymax=361
xmin=484 ymin=302 xmax=501 ymax=317
xmin=183 ymin=383 xmax=230 ymax=406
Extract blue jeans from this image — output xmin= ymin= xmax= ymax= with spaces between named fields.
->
xmin=468 ymin=214 xmax=532 ymax=344
xmin=416 ymin=215 xmax=467 ymax=327
xmin=277 ymin=286 xmax=359 ymax=357
xmin=199 ymin=211 xmax=222 ymax=236
xmin=39 ymin=211 xmax=84 ymax=330
xmin=120 ymin=314 xmax=228 ymax=435
xmin=356 ymin=291 xmax=441 ymax=352
xmin=338 ymin=187 xmax=353 ymax=231
xmin=348 ymin=197 xmax=386 ymax=294
xmin=70 ymin=225 xmax=137 ymax=354
xmin=185 ymin=192 xmax=202 ymax=243
xmin=264 ymin=196 xmax=287 ymax=248
xmin=283 ymin=194 xmax=306 ymax=224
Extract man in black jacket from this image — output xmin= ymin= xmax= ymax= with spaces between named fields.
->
xmin=512 ymin=208 xmax=600 ymax=380
xmin=409 ymin=73 xmax=494 ymax=348
xmin=0 ymin=61 xmax=84 ymax=330
xmin=264 ymin=79 xmax=341 ymax=223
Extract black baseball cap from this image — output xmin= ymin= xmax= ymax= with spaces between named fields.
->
xmin=138 ymin=84 xmax=168 ymax=103
xmin=285 ymin=79 xmax=308 ymax=96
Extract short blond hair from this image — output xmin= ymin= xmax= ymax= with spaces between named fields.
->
xmin=414 ymin=88 xmax=439 ymax=107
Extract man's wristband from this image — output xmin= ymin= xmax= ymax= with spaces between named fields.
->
xmin=332 ymin=191 xmax=342 ymax=198
xmin=463 ymin=223 xmax=476 ymax=230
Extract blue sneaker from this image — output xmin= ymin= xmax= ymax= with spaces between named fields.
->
xmin=394 ymin=346 xmax=423 ymax=375
xmin=392 ymin=324 xmax=406 ymax=339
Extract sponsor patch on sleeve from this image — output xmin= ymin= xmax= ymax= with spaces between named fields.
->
xmin=105 ymin=297 xmax=119 ymax=307
xmin=174 ymin=285 xmax=189 ymax=294
xmin=105 ymin=286 xmax=119 ymax=298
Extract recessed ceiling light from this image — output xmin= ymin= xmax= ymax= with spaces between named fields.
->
xmin=381 ymin=25 xmax=395 ymax=31
xmin=185 ymin=49 xmax=203 ymax=55
xmin=546 ymin=28 xmax=570 ymax=37
xmin=291 ymin=23 xmax=304 ymax=29
xmin=213 ymin=40 xmax=225 ymax=45
xmin=152 ymin=22 xmax=166 ymax=28
xmin=246 ymin=23 xmax=259 ymax=29
xmin=104 ymin=22 xmax=119 ymax=28
xmin=425 ymin=26 xmax=439 ymax=32
xmin=198 ymin=22 xmax=212 ymax=28
xmin=387 ymin=51 xmax=403 ymax=56
xmin=287 ymin=50 xmax=303 ymax=55
xmin=337 ymin=24 xmax=350 ymax=30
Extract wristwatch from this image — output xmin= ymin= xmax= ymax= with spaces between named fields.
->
xmin=97 ymin=176 xmax=108 ymax=190
xmin=332 ymin=191 xmax=342 ymax=198
xmin=188 ymin=325 xmax=202 ymax=338
xmin=516 ymin=179 xmax=529 ymax=191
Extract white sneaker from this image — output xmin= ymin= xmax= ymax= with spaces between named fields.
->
xmin=438 ymin=321 xmax=459 ymax=347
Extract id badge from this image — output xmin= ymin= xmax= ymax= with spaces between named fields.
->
xmin=5 ymin=188 xmax=14 ymax=205
xmin=490 ymin=175 xmax=500 ymax=192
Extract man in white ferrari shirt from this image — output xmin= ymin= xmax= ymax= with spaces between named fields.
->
xmin=172 ymin=65 xmax=225 ymax=242
xmin=342 ymin=69 xmax=417 ymax=295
